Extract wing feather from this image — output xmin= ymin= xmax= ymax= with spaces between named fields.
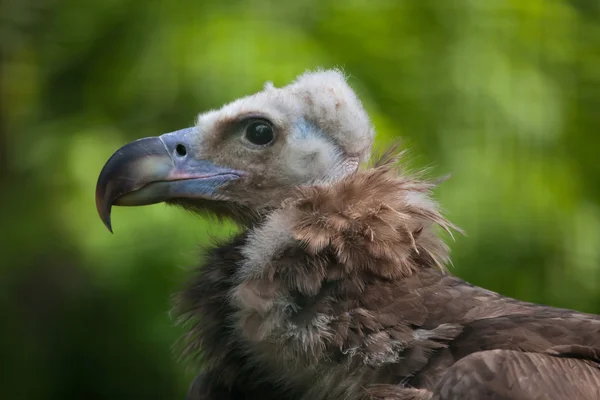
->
xmin=431 ymin=349 xmax=600 ymax=400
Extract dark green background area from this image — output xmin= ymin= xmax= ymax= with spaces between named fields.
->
xmin=2 ymin=0 xmax=600 ymax=398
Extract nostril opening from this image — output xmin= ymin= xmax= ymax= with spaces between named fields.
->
xmin=175 ymin=144 xmax=187 ymax=157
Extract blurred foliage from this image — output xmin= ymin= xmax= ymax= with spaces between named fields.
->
xmin=1 ymin=0 xmax=600 ymax=398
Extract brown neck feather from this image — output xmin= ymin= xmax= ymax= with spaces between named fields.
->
xmin=236 ymin=146 xmax=463 ymax=288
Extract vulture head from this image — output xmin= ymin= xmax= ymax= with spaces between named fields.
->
xmin=96 ymin=69 xmax=374 ymax=231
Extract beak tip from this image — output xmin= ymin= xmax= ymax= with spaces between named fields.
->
xmin=101 ymin=206 xmax=114 ymax=233
xmin=99 ymin=208 xmax=114 ymax=233
xmin=96 ymin=193 xmax=114 ymax=233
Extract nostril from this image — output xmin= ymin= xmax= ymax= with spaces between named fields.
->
xmin=175 ymin=144 xmax=187 ymax=157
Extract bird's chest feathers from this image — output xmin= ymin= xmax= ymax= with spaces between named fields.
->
xmin=228 ymin=269 xmax=402 ymax=400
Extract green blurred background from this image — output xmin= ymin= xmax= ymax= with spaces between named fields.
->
xmin=2 ymin=0 xmax=600 ymax=398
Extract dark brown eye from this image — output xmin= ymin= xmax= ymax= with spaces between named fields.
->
xmin=244 ymin=121 xmax=274 ymax=146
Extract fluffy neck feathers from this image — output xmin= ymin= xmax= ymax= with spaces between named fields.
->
xmin=237 ymin=149 xmax=461 ymax=287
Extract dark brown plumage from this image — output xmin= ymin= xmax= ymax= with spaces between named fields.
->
xmin=176 ymin=158 xmax=600 ymax=400
xmin=95 ymin=70 xmax=600 ymax=400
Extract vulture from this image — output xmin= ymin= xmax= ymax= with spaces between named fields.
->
xmin=95 ymin=69 xmax=600 ymax=400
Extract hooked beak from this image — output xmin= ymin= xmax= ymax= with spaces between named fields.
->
xmin=95 ymin=127 xmax=243 ymax=233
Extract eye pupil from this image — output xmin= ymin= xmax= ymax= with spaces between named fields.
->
xmin=245 ymin=121 xmax=274 ymax=146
